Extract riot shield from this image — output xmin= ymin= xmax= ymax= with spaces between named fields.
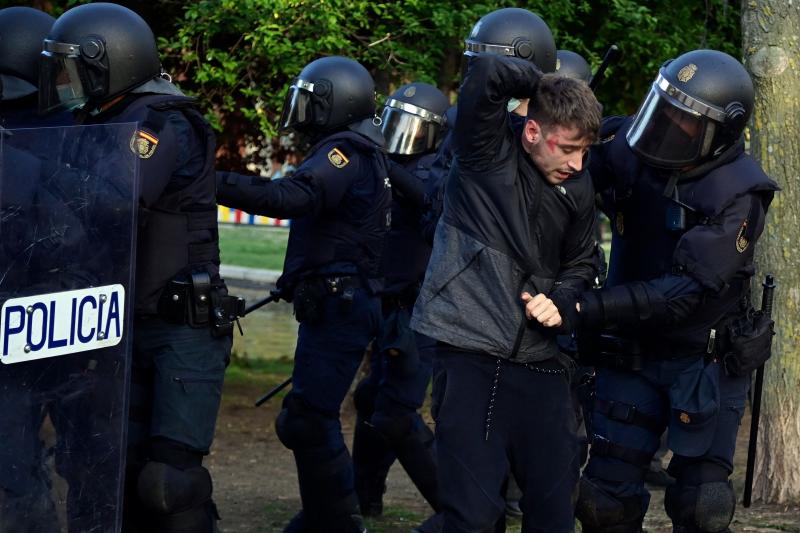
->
xmin=0 ymin=123 xmax=138 ymax=533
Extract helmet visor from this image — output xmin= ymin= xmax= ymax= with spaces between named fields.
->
xmin=39 ymin=43 xmax=88 ymax=114
xmin=279 ymin=80 xmax=313 ymax=131
xmin=626 ymin=86 xmax=715 ymax=168
xmin=381 ymin=108 xmax=442 ymax=155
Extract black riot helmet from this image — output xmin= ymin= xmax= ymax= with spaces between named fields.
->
xmin=39 ymin=2 xmax=161 ymax=114
xmin=381 ymin=82 xmax=449 ymax=155
xmin=464 ymin=8 xmax=557 ymax=73
xmin=0 ymin=7 xmax=54 ymax=100
xmin=556 ymin=50 xmax=592 ymax=83
xmin=626 ymin=49 xmax=754 ymax=169
xmin=280 ymin=56 xmax=376 ymax=134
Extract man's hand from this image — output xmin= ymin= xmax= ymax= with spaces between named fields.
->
xmin=521 ymin=292 xmax=562 ymax=328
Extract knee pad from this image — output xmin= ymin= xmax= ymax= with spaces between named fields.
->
xmin=353 ymin=380 xmax=378 ymax=419
xmin=665 ymin=480 xmax=735 ymax=532
xmin=137 ymin=461 xmax=212 ymax=516
xmin=275 ymin=395 xmax=333 ymax=450
xmin=575 ymin=477 xmax=644 ymax=533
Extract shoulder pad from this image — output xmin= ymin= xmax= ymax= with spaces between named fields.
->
xmin=685 ymin=153 xmax=780 ymax=216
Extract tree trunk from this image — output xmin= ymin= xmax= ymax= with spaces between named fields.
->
xmin=741 ymin=0 xmax=800 ymax=504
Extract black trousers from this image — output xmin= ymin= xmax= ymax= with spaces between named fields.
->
xmin=435 ymin=346 xmax=579 ymax=533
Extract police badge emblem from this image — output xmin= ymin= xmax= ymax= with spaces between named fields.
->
xmin=327 ymin=147 xmax=349 ymax=169
xmin=677 ymin=63 xmax=698 ymax=83
xmin=130 ymin=130 xmax=159 ymax=159
xmin=679 ymin=412 xmax=691 ymax=424
xmin=403 ymin=86 xmax=417 ymax=98
xmin=736 ymin=219 xmax=750 ymax=253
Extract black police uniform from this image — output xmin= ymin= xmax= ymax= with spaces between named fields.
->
xmin=217 ymin=128 xmax=391 ymax=532
xmin=352 ymin=151 xmax=440 ymax=515
xmin=575 ymin=115 xmax=778 ymax=533
xmin=74 ymin=88 xmax=234 ymax=532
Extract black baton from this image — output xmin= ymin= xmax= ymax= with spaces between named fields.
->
xmin=743 ymin=274 xmax=775 ymax=507
xmin=255 ymin=377 xmax=293 ymax=407
xmin=244 ymin=291 xmax=280 ymax=316
xmin=589 ymin=44 xmax=621 ymax=91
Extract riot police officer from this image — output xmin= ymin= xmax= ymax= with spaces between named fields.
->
xmin=575 ymin=50 xmax=779 ymax=533
xmin=39 ymin=4 xmax=239 ymax=531
xmin=556 ymin=49 xmax=593 ymax=84
xmin=421 ymin=7 xmax=558 ymax=243
xmin=216 ymin=56 xmax=391 ymax=533
xmin=0 ymin=7 xmax=70 ymax=128
xmin=350 ymin=82 xmax=448 ymax=532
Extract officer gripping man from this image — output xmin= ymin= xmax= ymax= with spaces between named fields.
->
xmin=216 ymin=56 xmax=391 ymax=533
xmin=575 ymin=50 xmax=779 ymax=533
xmin=350 ymin=82 xmax=449 ymax=533
xmin=39 ymin=4 xmax=240 ymax=531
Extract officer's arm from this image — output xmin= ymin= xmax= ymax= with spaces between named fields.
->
xmin=419 ymin=134 xmax=454 ymax=244
xmin=455 ymin=54 xmax=541 ymax=170
xmin=215 ymin=170 xmax=323 ymax=219
xmin=549 ymin=181 xmax=599 ymax=333
xmin=387 ymin=160 xmax=426 ymax=209
xmin=137 ymin=113 xmax=182 ymax=207
xmin=579 ymin=192 xmax=769 ymax=329
xmin=216 ymin=143 xmax=362 ymax=218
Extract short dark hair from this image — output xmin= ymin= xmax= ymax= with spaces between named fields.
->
xmin=527 ymin=74 xmax=601 ymax=143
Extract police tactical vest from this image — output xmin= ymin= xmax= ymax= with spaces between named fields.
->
xmin=602 ymin=117 xmax=777 ymax=352
xmin=87 ymin=94 xmax=221 ymax=314
xmin=280 ymin=130 xmax=392 ymax=293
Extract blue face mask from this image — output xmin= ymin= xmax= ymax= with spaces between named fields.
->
xmin=507 ymin=98 xmax=521 ymax=113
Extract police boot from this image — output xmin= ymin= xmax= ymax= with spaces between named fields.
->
xmin=412 ymin=511 xmax=444 ymax=533
xmin=352 ymin=415 xmax=395 ymax=516
xmin=374 ymin=412 xmax=441 ymax=511
xmin=282 ymin=511 xmax=310 ymax=533
xmin=576 ymin=477 xmax=644 ymax=533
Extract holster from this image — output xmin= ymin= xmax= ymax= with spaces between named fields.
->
xmin=292 ymin=276 xmax=362 ymax=324
xmin=157 ymin=271 xmax=245 ymax=337
xmin=718 ymin=309 xmax=774 ymax=376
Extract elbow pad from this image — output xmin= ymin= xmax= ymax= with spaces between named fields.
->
xmin=580 ymin=282 xmax=668 ymax=329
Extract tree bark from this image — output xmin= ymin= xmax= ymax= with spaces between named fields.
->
xmin=741 ymin=0 xmax=800 ymax=504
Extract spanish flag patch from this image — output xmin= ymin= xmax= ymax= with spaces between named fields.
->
xmin=130 ymin=129 xmax=159 ymax=159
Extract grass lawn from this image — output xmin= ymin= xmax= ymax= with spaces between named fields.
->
xmin=219 ymin=224 xmax=289 ymax=270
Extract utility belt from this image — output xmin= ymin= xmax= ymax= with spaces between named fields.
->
xmin=157 ymin=271 xmax=245 ymax=337
xmin=292 ymin=275 xmax=364 ymax=324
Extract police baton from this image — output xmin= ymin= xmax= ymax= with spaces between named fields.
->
xmin=743 ymin=274 xmax=775 ymax=508
xmin=255 ymin=377 xmax=292 ymax=407
xmin=589 ymin=44 xmax=621 ymax=92
xmin=243 ymin=290 xmax=282 ymax=316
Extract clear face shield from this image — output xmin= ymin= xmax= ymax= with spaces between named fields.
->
xmin=279 ymin=79 xmax=314 ymax=131
xmin=380 ymin=99 xmax=444 ymax=155
xmin=626 ymin=73 xmax=723 ymax=168
xmin=39 ymin=40 xmax=90 ymax=114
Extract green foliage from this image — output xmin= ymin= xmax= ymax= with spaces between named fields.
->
xmin=41 ymin=0 xmax=741 ymax=165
